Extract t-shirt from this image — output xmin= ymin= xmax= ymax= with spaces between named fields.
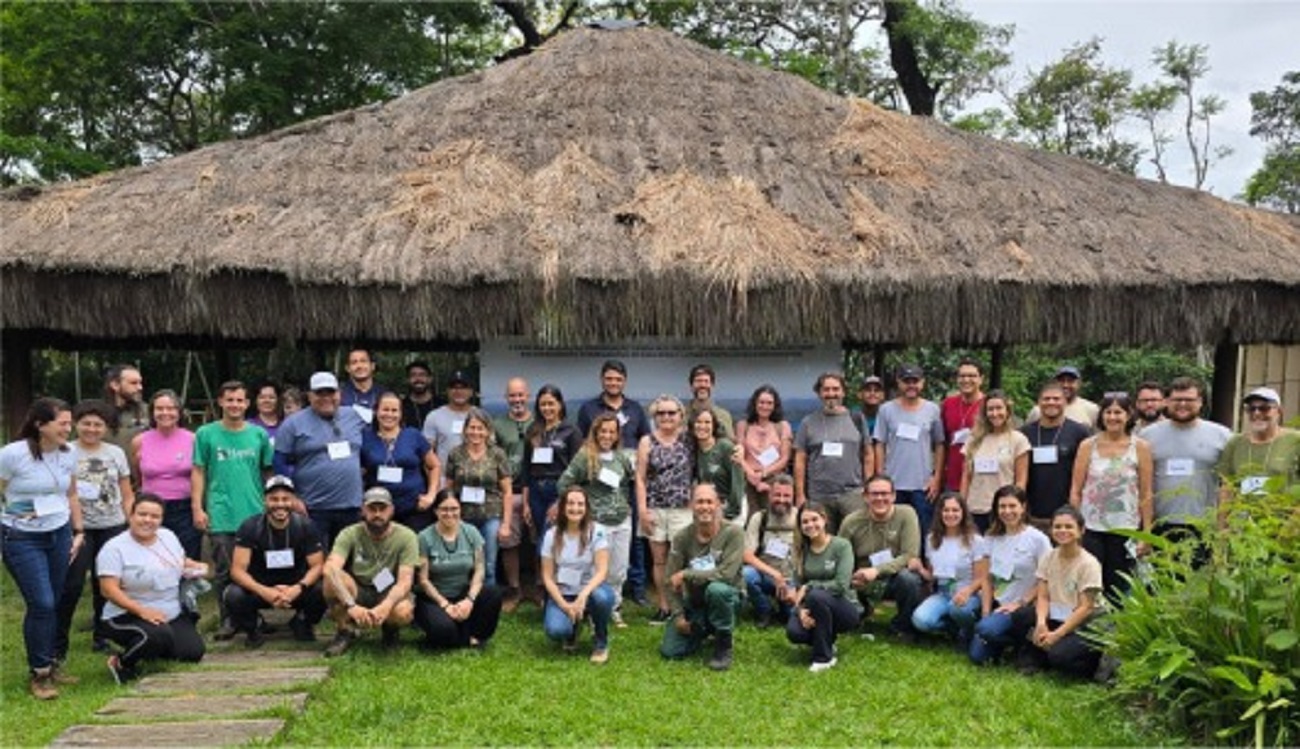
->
xmin=274 ymin=408 xmax=365 ymax=512
xmin=73 ymin=442 xmax=131 ymax=530
xmin=360 ymin=427 xmax=431 ymax=516
xmin=941 ymin=394 xmax=984 ymax=491
xmin=1037 ymin=547 xmax=1103 ymax=622
xmin=493 ymin=414 xmax=535 ymax=489
xmin=556 ymin=447 xmax=634 ymax=525
xmin=986 ymin=526 xmax=1052 ymax=605
xmin=686 ymin=402 xmax=735 ymax=441
xmin=418 ymin=523 xmax=484 ymax=600
xmin=1019 ymin=419 xmax=1090 ymax=519
xmin=233 ymin=513 xmax=323 ymax=587
xmin=423 ymin=406 xmax=472 ymax=472
xmin=339 ymin=381 xmax=388 ymax=425
xmin=838 ymin=505 xmax=921 ymax=577
xmin=962 ymin=430 xmax=1032 ymax=514
xmin=0 ymin=441 xmax=75 ymax=532
xmin=97 ymin=527 xmax=186 ymax=621
xmin=743 ymin=508 xmax=797 ymax=577
xmin=523 ymin=423 xmax=584 ymax=483
xmin=798 ymin=535 xmax=856 ymax=602
xmin=194 ymin=422 xmax=274 ymax=534
xmin=1143 ymin=419 xmax=1232 ymax=523
xmin=446 ymin=445 xmax=511 ymax=522
xmin=401 ymin=395 xmax=439 ymax=432
xmin=137 ymin=428 xmax=195 ymax=501
xmin=1216 ymin=430 xmax=1300 ymax=495
xmin=664 ymin=523 xmax=744 ymax=612
xmin=794 ymin=409 xmax=865 ymax=500
xmin=926 ymin=534 xmax=989 ymax=588
xmin=695 ymin=438 xmax=744 ymax=520
xmin=1027 ymin=398 xmax=1100 ymax=430
xmin=540 ymin=526 xmax=610 ymax=596
xmin=873 ymin=400 xmax=944 ymax=491
xmin=331 ymin=522 xmax=420 ymax=590
xmin=576 ymin=397 xmax=651 ymax=451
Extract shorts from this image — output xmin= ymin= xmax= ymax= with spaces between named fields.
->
xmin=498 ymin=495 xmax=525 ymax=549
xmin=355 ymin=584 xmax=413 ymax=609
xmin=640 ymin=507 xmax=693 ymax=543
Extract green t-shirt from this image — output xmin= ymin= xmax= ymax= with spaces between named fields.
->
xmin=695 ymin=438 xmax=744 ymax=520
xmin=418 ymin=523 xmax=484 ymax=600
xmin=1216 ymin=430 xmax=1300 ymax=494
xmin=665 ymin=523 xmax=744 ymax=612
xmin=838 ymin=505 xmax=921 ymax=577
xmin=493 ymin=415 xmax=534 ymax=489
xmin=193 ymin=421 xmax=273 ymax=533
xmin=332 ymin=523 xmax=420 ymax=589
xmin=798 ymin=535 xmax=857 ymax=603
xmin=556 ymin=446 xmax=634 ymax=525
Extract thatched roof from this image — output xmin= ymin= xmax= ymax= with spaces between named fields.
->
xmin=3 ymin=25 xmax=1299 ymax=346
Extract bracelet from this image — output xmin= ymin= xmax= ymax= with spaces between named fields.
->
xmin=72 ymin=528 xmax=84 ymax=534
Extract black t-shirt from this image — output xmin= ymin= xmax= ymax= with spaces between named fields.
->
xmin=233 ymin=513 xmax=323 ymax=587
xmin=1019 ymin=419 xmax=1091 ymax=519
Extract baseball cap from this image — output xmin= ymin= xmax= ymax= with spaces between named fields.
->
xmin=860 ymin=375 xmax=884 ymax=388
xmin=1243 ymin=387 xmax=1281 ymax=405
xmin=447 ymin=370 xmax=474 ymax=388
xmin=1055 ymin=366 xmax=1082 ymax=379
xmin=309 ymin=372 xmax=340 ymax=392
xmin=264 ymin=475 xmax=295 ymax=493
xmin=897 ymin=364 xmax=924 ymax=380
xmin=363 ymin=487 xmax=393 ymax=506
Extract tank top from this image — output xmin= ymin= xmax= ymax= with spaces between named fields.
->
xmin=1079 ymin=436 xmax=1140 ymax=532
xmin=740 ymin=420 xmax=789 ymax=478
xmin=646 ymin=433 xmax=692 ymax=510
xmin=138 ymin=428 xmax=195 ymax=501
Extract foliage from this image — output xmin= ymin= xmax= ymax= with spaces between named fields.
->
xmin=1095 ymin=488 xmax=1300 ymax=747
xmin=1243 ymin=71 xmax=1300 ymax=213
xmin=884 ymin=0 xmax=1013 ymax=118
xmin=1150 ymin=41 xmax=1230 ymax=189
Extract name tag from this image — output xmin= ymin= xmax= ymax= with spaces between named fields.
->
xmin=377 ymin=465 xmax=403 ymax=484
xmin=763 ymin=537 xmax=791 ymax=559
xmin=461 ymin=486 xmax=486 ymax=505
xmin=757 ymin=445 xmax=780 ymax=468
xmin=821 ymin=442 xmax=844 ymax=458
xmin=599 ymin=451 xmax=614 ymax=461
xmin=974 ymin=456 xmax=999 ymax=474
xmin=897 ymin=423 xmax=921 ymax=442
xmin=557 ymin=565 xmax=583 ymax=588
xmin=76 ymin=480 xmax=101 ymax=501
xmin=1031 ymin=446 xmax=1059 ymax=465
xmin=951 ymin=428 xmax=971 ymax=445
xmin=327 ymin=441 xmax=352 ymax=460
xmin=689 ymin=554 xmax=716 ymax=572
xmin=598 ymin=467 xmax=621 ymax=489
xmin=451 ymin=419 xmax=465 ymax=435
xmin=265 ymin=549 xmax=295 ymax=569
xmin=372 ymin=567 xmax=395 ymax=593
xmin=616 ymin=412 xmax=628 ymax=427
xmin=353 ymin=405 xmax=374 ymax=424
xmin=34 ymin=494 xmax=65 ymax=517
xmin=532 ymin=447 xmax=554 ymax=464
xmin=1048 ymin=602 xmax=1073 ymax=622
xmin=1240 ymin=476 xmax=1267 ymax=494
xmin=933 ymin=560 xmax=957 ymax=580
xmin=1165 ymin=458 xmax=1195 ymax=477
xmin=868 ymin=549 xmax=894 ymax=568
xmin=991 ymin=554 xmax=1014 ymax=580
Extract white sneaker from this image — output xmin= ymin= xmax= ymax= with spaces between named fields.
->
xmin=809 ymin=657 xmax=838 ymax=673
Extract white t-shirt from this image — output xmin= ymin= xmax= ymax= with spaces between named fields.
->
xmin=97 ymin=527 xmax=186 ymax=621
xmin=925 ymin=534 xmax=988 ymax=587
xmin=985 ymin=526 xmax=1052 ymax=605
xmin=540 ymin=526 xmax=609 ymax=596
xmin=0 ymin=441 xmax=74 ymax=532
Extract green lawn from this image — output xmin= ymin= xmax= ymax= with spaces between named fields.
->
xmin=1 ymin=574 xmax=1176 ymax=746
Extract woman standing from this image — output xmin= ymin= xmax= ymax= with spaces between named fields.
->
xmin=57 ymin=400 xmax=136 ymax=659
xmin=130 ymin=391 xmax=200 ymax=561
xmin=784 ymin=503 xmax=859 ymax=672
xmin=636 ymin=395 xmax=693 ymax=624
xmin=1070 ymin=393 xmax=1153 ymax=602
xmin=362 ymin=392 xmax=441 ymax=532
xmin=691 ymin=409 xmax=745 ymax=525
xmin=100 ymin=495 xmax=206 ymax=683
xmin=541 ymin=487 xmax=614 ymax=663
xmin=1 ymin=398 xmax=84 ymax=699
xmin=969 ymin=485 xmax=1052 ymax=665
xmin=911 ymin=493 xmax=989 ymax=646
xmin=522 ymin=385 xmax=583 ymax=538
xmin=735 ymin=385 xmax=793 ymax=520
xmin=248 ymin=381 xmax=284 ymax=444
xmin=960 ymin=391 xmax=1030 ymax=532
xmin=414 ymin=490 xmax=503 ymax=649
xmin=445 ymin=408 xmax=513 ymax=588
xmin=557 ymin=414 xmax=635 ymax=625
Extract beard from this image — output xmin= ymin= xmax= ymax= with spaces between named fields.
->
xmin=365 ymin=516 xmax=391 ymax=536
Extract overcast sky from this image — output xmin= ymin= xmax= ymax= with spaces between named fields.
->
xmin=964 ymin=0 xmax=1297 ymax=200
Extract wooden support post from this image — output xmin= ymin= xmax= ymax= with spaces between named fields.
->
xmin=1211 ymin=340 xmax=1239 ymax=428
xmin=1 ymin=335 xmax=33 ymax=440
xmin=989 ymin=343 xmax=1005 ymax=391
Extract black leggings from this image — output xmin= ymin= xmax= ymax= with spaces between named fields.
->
xmin=1006 ymin=606 xmax=1101 ymax=678
xmin=102 ymin=612 xmax=205 ymax=670
xmin=786 ymin=588 xmax=861 ymax=663
xmin=413 ymin=586 xmax=503 ymax=649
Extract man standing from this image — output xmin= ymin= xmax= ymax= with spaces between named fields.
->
xmin=659 ymin=485 xmax=744 ymax=671
xmin=339 ymin=349 xmax=387 ymax=426
xmin=224 ymin=476 xmax=326 ymax=647
xmin=1020 ymin=382 xmax=1091 ymax=530
xmin=274 ymin=372 xmax=366 ymax=550
xmin=872 ymin=364 xmax=945 ymax=536
xmin=839 ymin=475 xmax=924 ymax=641
xmin=741 ymin=475 xmax=797 ymax=627
xmin=1217 ymin=387 xmax=1300 ymax=500
xmin=423 ymin=370 xmax=476 ymax=476
xmin=685 ymin=364 xmax=734 ymax=440
xmin=192 ymin=380 xmax=275 ymax=639
xmin=400 ymin=361 xmax=439 ymax=431
xmin=940 ymin=358 xmax=985 ymax=492
xmin=492 ymin=376 xmax=533 ymax=610
xmin=856 ymin=376 xmax=886 ymax=442
xmin=794 ymin=372 xmax=871 ymax=532
xmin=102 ymin=364 xmax=148 ymax=455
xmin=1027 ymin=366 xmax=1099 ymax=428
xmin=1134 ymin=381 xmax=1167 ymax=434
xmin=322 ymin=487 xmax=419 ymax=657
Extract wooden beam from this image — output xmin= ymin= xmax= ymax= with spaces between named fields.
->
xmin=1211 ymin=341 xmax=1239 ymax=428
xmin=1 ymin=334 xmax=33 ymax=440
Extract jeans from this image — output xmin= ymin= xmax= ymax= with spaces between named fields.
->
xmin=626 ymin=502 xmax=647 ymax=596
xmin=742 ymin=565 xmax=793 ymax=619
xmin=969 ymin=609 xmax=1017 ymax=665
xmin=56 ymin=524 xmax=125 ymax=658
xmin=543 ymin=583 xmax=615 ymax=650
xmin=659 ymin=582 xmax=740 ymax=658
xmin=786 ymin=588 xmax=862 ymax=663
xmin=912 ymin=586 xmax=982 ymax=640
xmin=467 ymin=516 xmax=501 ymax=587
xmin=162 ymin=500 xmax=202 ymax=562
xmin=528 ymin=478 xmax=559 ymax=543
xmin=896 ymin=490 xmax=933 ymax=543
xmin=2 ymin=523 xmax=72 ymax=671
xmin=597 ymin=519 xmax=632 ymax=609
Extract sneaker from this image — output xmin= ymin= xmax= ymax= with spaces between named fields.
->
xmin=324 ymin=630 xmax=357 ymax=658
xmin=29 ymin=669 xmax=58 ymax=700
xmin=611 ymin=610 xmax=627 ymax=629
xmin=649 ymin=609 xmax=673 ymax=626
xmin=631 ymin=591 xmax=651 ymax=608
xmin=245 ymin=627 xmax=265 ymax=649
xmin=213 ymin=620 xmax=238 ymax=641
xmin=91 ymin=638 xmax=111 ymax=653
xmin=1094 ymin=654 xmax=1120 ymax=685
xmin=289 ymin=614 xmax=316 ymax=642
xmin=105 ymin=655 xmax=135 ymax=686
xmin=381 ymin=625 xmax=401 ymax=650
xmin=590 ymin=648 xmax=609 ymax=664
xmin=809 ymin=657 xmax=838 ymax=673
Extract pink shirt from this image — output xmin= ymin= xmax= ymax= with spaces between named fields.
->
xmin=737 ymin=419 xmax=792 ymax=487
xmin=138 ymin=428 xmax=195 ymax=500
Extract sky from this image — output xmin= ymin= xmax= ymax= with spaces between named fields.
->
xmin=964 ymin=0 xmax=1298 ymax=200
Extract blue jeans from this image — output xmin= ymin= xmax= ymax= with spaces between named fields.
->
xmin=912 ymin=586 xmax=981 ymax=640
xmin=528 ymin=478 xmax=559 ymax=544
xmin=468 ymin=516 xmax=501 ymax=587
xmin=742 ymin=565 xmax=792 ymax=619
xmin=543 ymin=583 xmax=615 ymax=650
xmin=2 ymin=523 xmax=72 ymax=671
xmin=970 ymin=609 xmax=1017 ymax=664
xmin=897 ymin=490 xmax=933 ymax=542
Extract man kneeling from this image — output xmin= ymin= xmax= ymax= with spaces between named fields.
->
xmin=660 ymin=484 xmax=744 ymax=671
xmin=322 ymin=487 xmax=418 ymax=657
xmin=225 ymin=476 xmax=326 ymax=647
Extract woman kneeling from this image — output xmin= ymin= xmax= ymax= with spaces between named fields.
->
xmin=785 ymin=504 xmax=860 ymax=672
xmin=541 ymin=487 xmax=615 ymax=663
xmin=414 ymin=490 xmax=503 ymax=649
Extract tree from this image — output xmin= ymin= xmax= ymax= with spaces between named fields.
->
xmin=1243 ymin=70 xmax=1300 ymax=213
xmin=1150 ymin=41 xmax=1229 ymax=189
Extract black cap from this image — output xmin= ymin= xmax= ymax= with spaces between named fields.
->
xmin=897 ymin=364 xmax=924 ymax=380
xmin=447 ymin=370 xmax=474 ymax=388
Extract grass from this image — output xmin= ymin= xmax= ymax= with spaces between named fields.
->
xmin=1 ymin=573 xmax=1177 ymax=747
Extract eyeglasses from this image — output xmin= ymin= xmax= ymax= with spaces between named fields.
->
xmin=655 ymin=410 xmax=680 ymax=417
xmin=866 ymin=491 xmax=894 ymax=498
xmin=1167 ymin=397 xmax=1200 ymax=404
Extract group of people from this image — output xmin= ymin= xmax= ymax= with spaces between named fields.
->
xmin=3 ymin=352 xmax=1296 ymax=697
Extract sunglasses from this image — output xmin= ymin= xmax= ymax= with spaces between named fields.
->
xmin=1244 ymin=403 xmax=1275 ymax=413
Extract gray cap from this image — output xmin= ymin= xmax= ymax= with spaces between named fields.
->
xmin=1243 ymin=387 xmax=1281 ymax=405
xmin=363 ymin=487 xmax=393 ymax=506
xmin=1055 ymin=365 xmax=1082 ymax=380
xmin=264 ymin=475 xmax=295 ymax=493
xmin=309 ymin=372 xmax=340 ymax=392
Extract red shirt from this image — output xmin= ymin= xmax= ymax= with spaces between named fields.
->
xmin=940 ymin=394 xmax=983 ymax=491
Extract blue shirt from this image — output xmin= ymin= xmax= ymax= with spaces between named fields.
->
xmin=274 ymin=408 xmax=365 ymax=511
xmin=575 ymin=397 xmax=650 ymax=450
xmin=360 ymin=427 xmax=431 ymax=516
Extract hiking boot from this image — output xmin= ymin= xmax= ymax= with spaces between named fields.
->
xmin=29 ymin=669 xmax=58 ymax=700
xmin=324 ymin=630 xmax=357 ymax=658
xmin=381 ymin=625 xmax=401 ymax=650
xmin=649 ymin=609 xmax=673 ymax=625
xmin=213 ymin=619 xmax=238 ymax=641
xmin=289 ymin=613 xmax=316 ymax=642
xmin=708 ymin=631 xmax=734 ymax=671
xmin=50 ymin=663 xmax=80 ymax=685
xmin=245 ymin=627 xmax=265 ymax=649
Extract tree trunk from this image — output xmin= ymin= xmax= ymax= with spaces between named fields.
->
xmin=882 ymin=1 xmax=937 ymax=117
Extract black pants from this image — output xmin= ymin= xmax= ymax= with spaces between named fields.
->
xmin=102 ymin=612 xmax=205 ymax=670
xmin=308 ymin=507 xmax=360 ymax=553
xmin=55 ymin=524 xmax=125 ymax=657
xmin=786 ymin=588 xmax=861 ymax=663
xmin=162 ymin=500 xmax=203 ymax=562
xmin=413 ymin=585 xmax=503 ymax=649
xmin=223 ymin=582 xmax=326 ymax=634
xmin=1007 ymin=606 xmax=1101 ymax=678
xmin=1083 ymin=529 xmax=1134 ymax=604
xmin=858 ymin=569 xmax=926 ymax=634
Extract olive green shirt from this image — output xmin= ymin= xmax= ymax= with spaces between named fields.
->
xmin=665 ymin=522 xmax=744 ymax=613
xmin=838 ymin=505 xmax=921 ymax=577
xmin=556 ymin=446 xmax=634 ymax=525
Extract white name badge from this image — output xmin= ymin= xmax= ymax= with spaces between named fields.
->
xmin=353 ymin=405 xmax=374 ymax=424
xmin=76 ymin=481 xmax=101 ymax=501
xmin=599 ymin=451 xmax=614 ymax=462
xmin=1031 ymin=446 xmax=1059 ymax=465
xmin=757 ymin=445 xmax=780 ymax=468
xmin=1165 ymin=458 xmax=1195 ymax=477
xmin=532 ymin=447 xmax=554 ymax=464
xmin=974 ymin=456 xmax=999 ymax=474
xmin=557 ymin=566 xmax=583 ymax=588
xmin=616 ymin=412 xmax=628 ymax=427
xmin=897 ymin=422 xmax=921 ymax=442
xmin=689 ymin=554 xmax=716 ymax=572
xmin=598 ymin=467 xmax=621 ymax=489
xmin=1240 ymin=476 xmax=1267 ymax=494
xmin=372 ymin=567 xmax=395 ymax=593
xmin=821 ymin=441 xmax=844 ymax=458
xmin=763 ymin=537 xmax=791 ymax=559
xmin=378 ymin=466 xmax=403 ymax=484
xmin=34 ymin=494 xmax=65 ymax=517
xmin=269 ymin=436 xmax=276 ymax=448
xmin=991 ymin=554 xmax=1014 ymax=580
xmin=461 ymin=486 xmax=487 ymax=505
xmin=265 ymin=549 xmax=295 ymax=569
xmin=868 ymin=549 xmax=894 ymax=568
xmin=952 ymin=428 xmax=971 ymax=446
xmin=451 ymin=419 xmax=465 ymax=435
xmin=1048 ymin=602 xmax=1074 ymax=622
xmin=327 ymin=441 xmax=352 ymax=460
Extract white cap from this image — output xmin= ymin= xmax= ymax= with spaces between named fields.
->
xmin=1243 ymin=387 xmax=1281 ymax=405
xmin=309 ymin=372 xmax=340 ymax=392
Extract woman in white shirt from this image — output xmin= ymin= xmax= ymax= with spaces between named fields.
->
xmin=541 ymin=487 xmax=614 ymax=663
xmin=911 ymin=492 xmax=988 ymax=647
xmin=968 ymin=485 xmax=1051 ymax=665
